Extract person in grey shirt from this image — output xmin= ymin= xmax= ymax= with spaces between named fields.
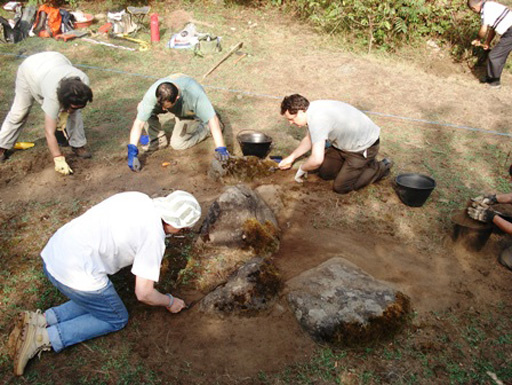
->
xmin=278 ymin=94 xmax=392 ymax=194
xmin=0 ymin=52 xmax=93 ymax=175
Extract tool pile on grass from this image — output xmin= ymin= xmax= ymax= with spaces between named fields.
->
xmin=1 ymin=3 xmax=249 ymax=77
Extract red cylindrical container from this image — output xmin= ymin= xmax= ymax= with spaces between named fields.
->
xmin=150 ymin=13 xmax=160 ymax=42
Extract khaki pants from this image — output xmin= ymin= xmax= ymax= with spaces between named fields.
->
xmin=0 ymin=66 xmax=86 ymax=149
xmin=145 ymin=112 xmax=210 ymax=151
xmin=318 ymin=140 xmax=386 ymax=194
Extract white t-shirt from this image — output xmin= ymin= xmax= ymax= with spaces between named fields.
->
xmin=19 ymin=52 xmax=89 ymax=120
xmin=482 ymin=1 xmax=512 ymax=35
xmin=41 ymin=192 xmax=166 ymax=291
xmin=307 ymin=100 xmax=380 ymax=153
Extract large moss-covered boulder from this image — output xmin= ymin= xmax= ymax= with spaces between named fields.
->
xmin=180 ymin=185 xmax=280 ymax=291
xmin=287 ymin=257 xmax=410 ymax=345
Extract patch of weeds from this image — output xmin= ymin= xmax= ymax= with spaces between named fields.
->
xmin=257 ymin=370 xmax=270 ymax=383
xmin=265 ymin=347 xmax=348 ymax=384
xmin=463 ymin=324 xmax=486 ymax=349
xmin=495 ymin=175 xmax=512 ymax=193
xmin=36 ymin=280 xmax=64 ymax=310
xmin=177 ymin=263 xmax=199 ymax=287
xmin=157 ymin=231 xmax=198 ymax=292
xmin=83 ymin=345 xmax=163 ymax=385
xmin=381 ymin=346 xmax=403 ymax=361
xmin=264 ymin=302 xmax=511 ymax=385
xmin=359 ymin=370 xmax=381 ymax=384
xmin=495 ymin=333 xmax=512 ymax=345
xmin=20 ymin=370 xmax=54 ymax=384
xmin=446 ymin=362 xmax=472 ymax=384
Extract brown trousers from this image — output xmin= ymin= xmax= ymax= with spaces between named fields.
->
xmin=318 ymin=141 xmax=385 ymax=194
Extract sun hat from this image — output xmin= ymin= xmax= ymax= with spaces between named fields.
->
xmin=153 ymin=190 xmax=201 ymax=228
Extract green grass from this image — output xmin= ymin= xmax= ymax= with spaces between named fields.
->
xmin=251 ymin=305 xmax=512 ymax=385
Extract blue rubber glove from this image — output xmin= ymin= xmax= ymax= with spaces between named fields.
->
xmin=215 ymin=146 xmax=230 ymax=161
xmin=139 ymin=134 xmax=150 ymax=146
xmin=127 ymin=144 xmax=141 ymax=172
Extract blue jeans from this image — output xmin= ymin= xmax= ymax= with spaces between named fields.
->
xmin=43 ymin=264 xmax=129 ymax=352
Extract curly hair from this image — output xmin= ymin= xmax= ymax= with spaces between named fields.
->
xmin=280 ymin=94 xmax=310 ymax=115
xmin=156 ymin=82 xmax=179 ymax=107
xmin=57 ymin=77 xmax=93 ymax=110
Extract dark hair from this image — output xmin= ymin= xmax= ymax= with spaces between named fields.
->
xmin=57 ymin=77 xmax=93 ymax=110
xmin=509 ymin=163 xmax=512 ymax=177
xmin=156 ymin=82 xmax=179 ymax=106
xmin=280 ymin=94 xmax=310 ymax=115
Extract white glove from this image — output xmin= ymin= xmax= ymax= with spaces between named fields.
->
xmin=471 ymin=194 xmax=497 ymax=206
xmin=294 ymin=166 xmax=307 ymax=183
xmin=467 ymin=206 xmax=498 ymax=223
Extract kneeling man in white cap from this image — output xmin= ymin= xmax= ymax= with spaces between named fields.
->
xmin=8 ymin=190 xmax=201 ymax=376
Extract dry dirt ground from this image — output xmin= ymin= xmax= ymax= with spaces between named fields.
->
xmin=0 ymin=4 xmax=511 ymax=384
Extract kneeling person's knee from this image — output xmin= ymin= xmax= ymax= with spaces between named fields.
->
xmin=110 ymin=308 xmax=129 ymax=331
xmin=333 ymin=184 xmax=354 ymax=195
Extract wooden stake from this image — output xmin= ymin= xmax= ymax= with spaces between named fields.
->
xmin=202 ymin=41 xmax=243 ymax=81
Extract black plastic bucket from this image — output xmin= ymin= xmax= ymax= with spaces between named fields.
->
xmin=237 ymin=131 xmax=273 ymax=159
xmin=451 ymin=210 xmax=493 ymax=251
xmin=395 ymin=173 xmax=436 ymax=207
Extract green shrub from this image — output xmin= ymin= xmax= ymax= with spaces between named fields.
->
xmin=227 ymin=0 xmax=481 ymax=56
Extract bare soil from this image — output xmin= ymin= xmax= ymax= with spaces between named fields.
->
xmin=0 ymin=4 xmax=511 ymax=384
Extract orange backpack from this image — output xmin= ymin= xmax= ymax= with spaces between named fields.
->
xmin=32 ymin=4 xmax=62 ymax=37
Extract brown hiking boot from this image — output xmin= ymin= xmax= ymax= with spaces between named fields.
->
xmin=13 ymin=313 xmax=51 ymax=376
xmin=375 ymin=158 xmax=393 ymax=182
xmin=8 ymin=313 xmax=25 ymax=360
xmin=26 ymin=310 xmax=47 ymax=328
xmin=8 ymin=310 xmax=47 ymax=360
xmin=72 ymin=146 xmax=92 ymax=159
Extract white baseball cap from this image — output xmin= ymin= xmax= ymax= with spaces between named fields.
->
xmin=153 ymin=190 xmax=201 ymax=228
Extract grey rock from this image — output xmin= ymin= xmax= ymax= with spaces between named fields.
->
xmin=208 ymin=158 xmax=225 ymax=182
xmin=199 ymin=257 xmax=282 ymax=315
xmin=199 ymin=185 xmax=280 ymax=254
xmin=287 ymin=257 xmax=410 ymax=345
xmin=255 ymin=185 xmax=284 ymax=218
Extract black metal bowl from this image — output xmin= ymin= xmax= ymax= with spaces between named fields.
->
xmin=237 ymin=131 xmax=273 ymax=159
xmin=395 ymin=173 xmax=436 ymax=207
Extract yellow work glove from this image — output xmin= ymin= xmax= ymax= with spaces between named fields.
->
xmin=54 ymin=156 xmax=73 ymax=175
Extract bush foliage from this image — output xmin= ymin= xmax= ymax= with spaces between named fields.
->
xmin=232 ymin=0 xmax=481 ymax=57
